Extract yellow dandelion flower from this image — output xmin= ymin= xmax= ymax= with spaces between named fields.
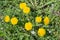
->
xmin=4 ymin=15 xmax=10 ymax=22
xmin=25 ymin=22 xmax=32 ymax=31
xmin=44 ymin=16 xmax=50 ymax=25
xmin=35 ymin=16 xmax=42 ymax=23
xmin=38 ymin=28 xmax=46 ymax=37
xmin=19 ymin=3 xmax=27 ymax=9
xmin=11 ymin=17 xmax=18 ymax=25
xmin=23 ymin=7 xmax=30 ymax=14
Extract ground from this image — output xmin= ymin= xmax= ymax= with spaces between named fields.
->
xmin=0 ymin=0 xmax=60 ymax=40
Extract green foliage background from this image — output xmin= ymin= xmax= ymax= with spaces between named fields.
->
xmin=0 ymin=0 xmax=60 ymax=40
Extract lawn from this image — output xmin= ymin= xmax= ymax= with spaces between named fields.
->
xmin=0 ymin=0 xmax=60 ymax=40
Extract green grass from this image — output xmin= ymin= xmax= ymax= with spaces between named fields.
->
xmin=0 ymin=0 xmax=60 ymax=40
